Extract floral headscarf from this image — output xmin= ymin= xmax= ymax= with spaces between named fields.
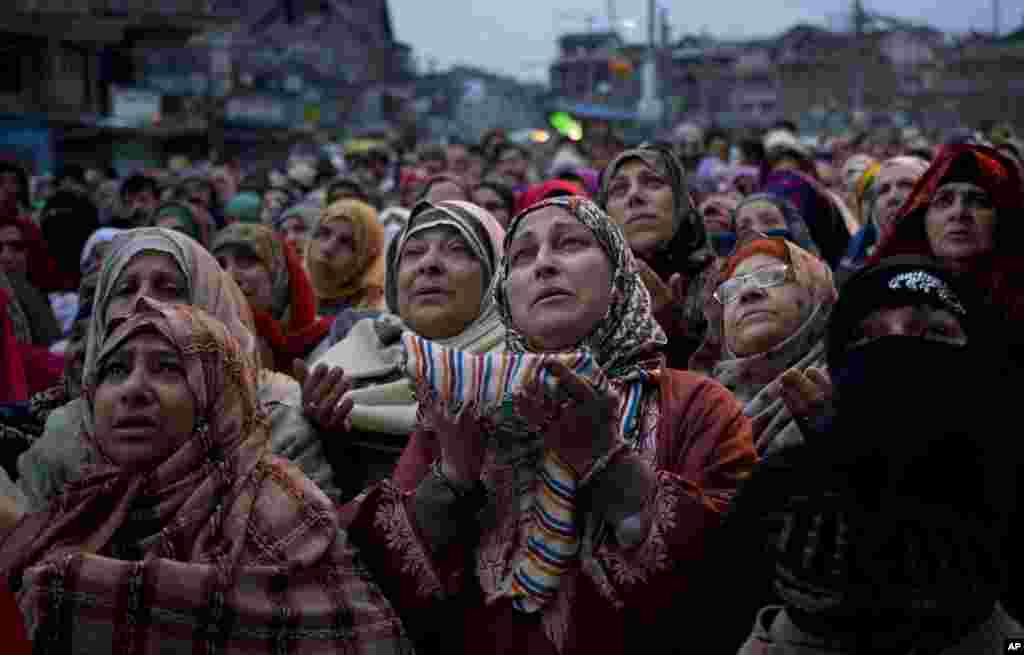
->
xmin=0 ymin=300 xmax=411 ymax=653
xmin=598 ymin=144 xmax=711 ymax=280
xmin=495 ymin=195 xmax=667 ymax=377
xmin=709 ymin=239 xmax=837 ymax=455
xmin=212 ymin=223 xmax=331 ymax=372
xmin=304 ymin=198 xmax=386 ymax=313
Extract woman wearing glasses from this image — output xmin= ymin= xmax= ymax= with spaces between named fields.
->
xmin=710 ymin=237 xmax=837 ymax=457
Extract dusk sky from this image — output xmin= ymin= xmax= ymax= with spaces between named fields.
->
xmin=389 ymin=0 xmax=1024 ymax=81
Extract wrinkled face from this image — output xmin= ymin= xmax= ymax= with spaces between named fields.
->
xmin=604 ymin=159 xmax=676 ymax=259
xmin=106 ymin=253 xmax=189 ymax=327
xmin=471 ymin=187 xmax=511 ymax=227
xmin=0 ymin=225 xmax=28 ymax=276
xmin=850 ymin=304 xmax=967 ymax=348
xmin=278 ymin=216 xmax=309 ymax=249
xmin=311 ymin=219 xmax=356 ymax=268
xmin=735 ymin=201 xmax=787 ymax=243
xmin=722 ymin=255 xmax=810 ymax=357
xmin=873 ymin=164 xmax=923 ymax=230
xmin=0 ymin=172 xmax=21 ymax=211
xmin=396 ymin=225 xmax=485 ymax=340
xmin=925 ymin=182 xmax=997 ymax=271
xmin=423 ymin=180 xmax=468 ymax=204
xmin=446 ymin=145 xmax=469 ymax=177
xmin=93 ymin=331 xmax=196 ymax=470
xmin=505 ymin=207 xmax=614 ymax=352
xmin=216 ymin=245 xmax=275 ymax=315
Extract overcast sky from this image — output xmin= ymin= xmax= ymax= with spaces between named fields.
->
xmin=389 ymin=0 xmax=1024 ymax=81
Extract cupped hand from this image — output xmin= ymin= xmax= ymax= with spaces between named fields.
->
xmin=294 ymin=359 xmax=354 ymax=433
xmin=779 ymin=366 xmax=833 ymax=418
xmin=417 ymin=386 xmax=489 ymax=489
xmin=515 ymin=361 xmax=619 ymax=477
xmin=636 ymin=259 xmax=687 ymax=316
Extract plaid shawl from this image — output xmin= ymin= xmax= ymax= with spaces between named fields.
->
xmin=0 ymin=301 xmax=412 ymax=654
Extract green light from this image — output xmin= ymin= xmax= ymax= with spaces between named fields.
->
xmin=549 ymin=112 xmax=582 ymax=137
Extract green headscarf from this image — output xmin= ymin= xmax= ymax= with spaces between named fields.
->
xmin=224 ymin=191 xmax=264 ymax=224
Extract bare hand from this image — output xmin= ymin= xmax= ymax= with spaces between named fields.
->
xmin=636 ymin=259 xmax=687 ymax=316
xmin=0 ymin=495 xmax=23 ymax=535
xmin=417 ymin=386 xmax=489 ymax=489
xmin=516 ymin=361 xmax=618 ymax=476
xmin=779 ymin=366 xmax=833 ymax=418
xmin=294 ymin=359 xmax=354 ymax=433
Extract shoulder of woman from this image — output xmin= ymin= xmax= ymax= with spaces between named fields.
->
xmin=656 ymin=368 xmax=748 ymax=424
xmin=250 ymin=454 xmax=340 ymax=538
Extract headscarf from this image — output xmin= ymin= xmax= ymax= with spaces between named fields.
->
xmin=731 ymin=193 xmax=821 ymax=258
xmin=868 ymin=144 xmax=1024 ymax=328
xmin=212 ymin=223 xmax=331 ymax=372
xmin=0 ymin=213 xmax=61 ymax=293
xmin=840 ymin=153 xmax=878 ymax=195
xmin=78 ymin=228 xmax=125 ymax=275
xmin=149 ymin=199 xmax=210 ymax=245
xmin=304 ymin=198 xmax=386 ymax=314
xmin=0 ymin=287 xmax=29 ymax=402
xmin=710 ymin=238 xmax=837 ymax=455
xmin=762 ymin=169 xmax=852 ymax=269
xmin=312 ymin=200 xmax=507 ymax=437
xmin=860 ymin=156 xmax=930 ymax=229
xmin=514 ymin=179 xmax=586 ymax=214
xmin=416 ymin=173 xmax=471 ymax=203
xmin=599 ymin=144 xmax=711 ymax=280
xmin=223 ymin=190 xmax=263 ymax=224
xmin=0 ymin=300 xmax=412 ymax=653
xmin=85 ymin=228 xmax=258 ymax=390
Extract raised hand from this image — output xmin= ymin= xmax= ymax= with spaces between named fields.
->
xmin=417 ymin=386 xmax=489 ymax=490
xmin=294 ymin=359 xmax=354 ymax=433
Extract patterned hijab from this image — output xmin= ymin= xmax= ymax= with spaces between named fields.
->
xmin=212 ymin=223 xmax=331 ymax=372
xmin=304 ymin=198 xmax=386 ymax=313
xmin=598 ymin=144 xmax=712 ymax=280
xmin=0 ymin=301 xmax=411 ymax=653
xmin=495 ymin=195 xmax=667 ymax=377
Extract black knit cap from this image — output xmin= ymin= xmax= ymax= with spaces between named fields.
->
xmin=826 ymin=255 xmax=980 ymax=374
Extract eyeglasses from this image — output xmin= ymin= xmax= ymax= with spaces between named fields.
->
xmin=714 ymin=263 xmax=791 ymax=305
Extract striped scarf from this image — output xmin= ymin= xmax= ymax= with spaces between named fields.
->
xmin=402 ymin=332 xmax=648 ymax=612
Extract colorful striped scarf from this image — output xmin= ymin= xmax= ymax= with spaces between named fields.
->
xmin=401 ymin=332 xmax=648 ymax=611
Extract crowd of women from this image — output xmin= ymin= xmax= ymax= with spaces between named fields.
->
xmin=0 ymin=119 xmax=1021 ymax=653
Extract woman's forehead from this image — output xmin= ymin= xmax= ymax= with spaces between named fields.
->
xmin=510 ymin=207 xmax=585 ymax=241
xmin=731 ymin=254 xmax=786 ymax=276
xmin=121 ymin=250 xmax=184 ymax=277
xmin=405 ymin=223 xmax=460 ymax=243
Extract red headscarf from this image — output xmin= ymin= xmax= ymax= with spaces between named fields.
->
xmin=869 ymin=144 xmax=1024 ymax=327
xmin=0 ymin=214 xmax=63 ymax=292
xmin=514 ymin=179 xmax=587 ymax=215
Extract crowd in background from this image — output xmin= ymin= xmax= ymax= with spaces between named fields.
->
xmin=0 ymin=116 xmax=1020 ymax=653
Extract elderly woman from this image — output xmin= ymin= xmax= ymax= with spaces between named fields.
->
xmin=10 ymin=228 xmax=339 ymax=513
xmin=600 ymin=144 xmax=715 ymax=368
xmin=307 ymin=200 xmax=508 ymax=502
xmin=0 ymin=300 xmax=412 ymax=653
xmin=343 ymin=196 xmax=756 ymax=653
xmin=724 ymin=256 xmax=1020 ymax=654
xmin=869 ymin=144 xmax=1024 ymax=347
xmin=305 ymin=198 xmax=387 ymax=317
xmin=212 ymin=224 xmax=331 ymax=372
xmin=710 ymin=238 xmax=836 ymax=456
xmin=838 ymin=155 xmax=929 ymax=277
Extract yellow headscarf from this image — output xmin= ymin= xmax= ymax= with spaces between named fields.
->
xmin=304 ymin=199 xmax=386 ymax=313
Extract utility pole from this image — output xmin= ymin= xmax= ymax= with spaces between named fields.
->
xmin=852 ymin=0 xmax=866 ymax=113
xmin=607 ymin=0 xmax=617 ymax=31
xmin=994 ymin=0 xmax=1001 ymax=37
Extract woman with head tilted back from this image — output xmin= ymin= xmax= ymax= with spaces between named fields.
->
xmin=10 ymin=228 xmax=340 ymax=514
xmin=0 ymin=300 xmax=412 ymax=654
xmin=343 ymin=196 xmax=756 ymax=654
xmin=305 ymin=199 xmax=509 ymax=502
xmin=304 ymin=198 xmax=387 ymax=317
xmin=599 ymin=143 xmax=715 ymax=369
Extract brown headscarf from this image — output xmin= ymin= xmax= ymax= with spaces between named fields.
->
xmin=304 ymin=198 xmax=386 ymax=314
xmin=0 ymin=300 xmax=411 ymax=653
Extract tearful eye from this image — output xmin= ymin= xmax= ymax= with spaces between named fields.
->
xmin=100 ymin=362 xmax=129 ymax=382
